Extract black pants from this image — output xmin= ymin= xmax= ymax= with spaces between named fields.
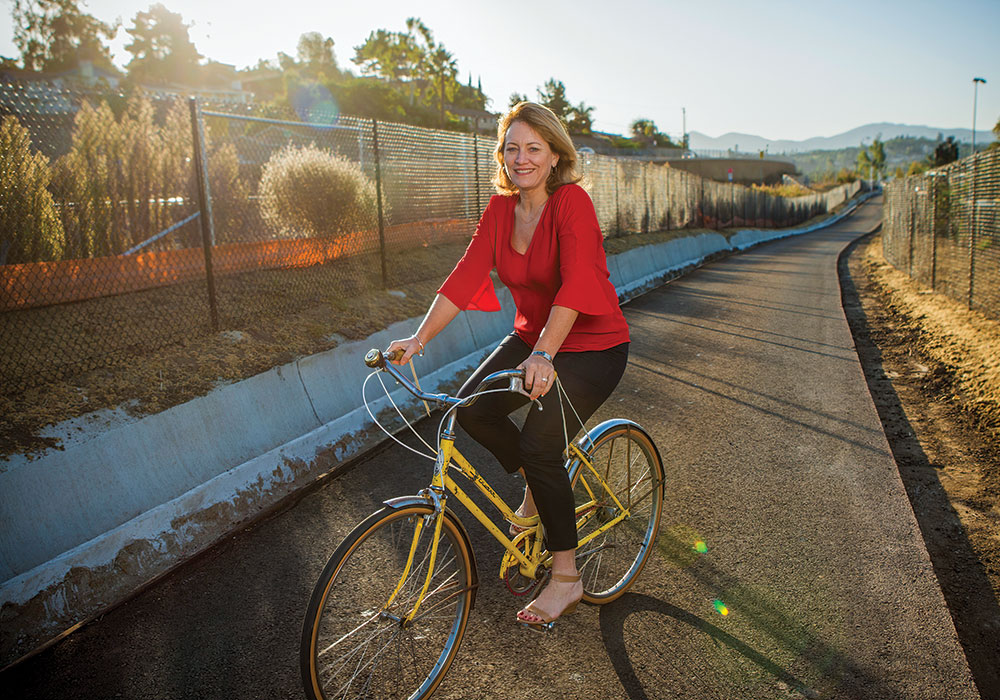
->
xmin=456 ymin=333 xmax=629 ymax=551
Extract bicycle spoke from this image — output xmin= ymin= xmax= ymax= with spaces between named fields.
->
xmin=302 ymin=506 xmax=473 ymax=700
xmin=573 ymin=426 xmax=663 ymax=601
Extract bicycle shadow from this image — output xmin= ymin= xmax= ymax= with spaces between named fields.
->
xmin=596 ymin=530 xmax=916 ymax=700
xmin=598 ymin=592 xmax=807 ymax=700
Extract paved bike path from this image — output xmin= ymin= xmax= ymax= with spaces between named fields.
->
xmin=2 ymin=197 xmax=979 ymax=699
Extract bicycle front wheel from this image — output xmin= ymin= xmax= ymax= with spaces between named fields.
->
xmin=573 ymin=422 xmax=664 ymax=603
xmin=300 ymin=503 xmax=475 ymax=700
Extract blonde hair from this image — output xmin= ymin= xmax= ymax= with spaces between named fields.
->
xmin=493 ymin=102 xmax=582 ymax=196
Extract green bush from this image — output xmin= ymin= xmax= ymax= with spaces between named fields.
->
xmin=0 ymin=116 xmax=65 ymax=264
xmin=258 ymin=144 xmax=379 ymax=238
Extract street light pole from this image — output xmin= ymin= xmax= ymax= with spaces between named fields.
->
xmin=972 ymin=77 xmax=986 ymax=154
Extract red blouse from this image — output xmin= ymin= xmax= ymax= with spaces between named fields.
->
xmin=438 ymin=183 xmax=629 ymax=352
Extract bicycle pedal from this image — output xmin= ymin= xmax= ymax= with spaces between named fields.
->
xmin=518 ymin=620 xmax=555 ymax=632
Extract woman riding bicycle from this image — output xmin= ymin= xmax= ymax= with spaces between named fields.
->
xmin=387 ymin=101 xmax=629 ymax=629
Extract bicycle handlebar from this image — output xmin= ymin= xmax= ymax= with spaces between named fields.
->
xmin=364 ymin=348 xmax=528 ymax=409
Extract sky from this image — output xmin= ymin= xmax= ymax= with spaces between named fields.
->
xmin=1 ymin=0 xmax=998 ymax=143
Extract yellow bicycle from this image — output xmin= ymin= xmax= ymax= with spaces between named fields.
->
xmin=300 ymin=348 xmax=665 ymax=700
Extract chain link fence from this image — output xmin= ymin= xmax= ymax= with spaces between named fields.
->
xmin=2 ymin=83 xmax=863 ymax=396
xmin=882 ymin=149 xmax=1000 ymax=320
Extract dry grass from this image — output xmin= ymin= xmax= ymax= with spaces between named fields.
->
xmin=864 ymin=238 xmax=1000 ymax=495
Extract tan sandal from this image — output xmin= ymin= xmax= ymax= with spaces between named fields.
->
xmin=508 ymin=508 xmax=535 ymax=538
xmin=516 ymin=573 xmax=582 ymax=630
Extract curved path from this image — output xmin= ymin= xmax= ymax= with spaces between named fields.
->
xmin=2 ymin=197 xmax=979 ymax=699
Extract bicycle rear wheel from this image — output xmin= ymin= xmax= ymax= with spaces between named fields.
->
xmin=572 ymin=422 xmax=664 ymax=603
xmin=301 ymin=503 xmax=475 ymax=700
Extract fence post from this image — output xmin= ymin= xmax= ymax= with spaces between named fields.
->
xmin=730 ymin=183 xmax=735 ymax=228
xmin=614 ymin=162 xmax=621 ymax=235
xmin=188 ymin=97 xmax=219 ymax=332
xmin=907 ymin=193 xmax=915 ymax=276
xmin=371 ymin=118 xmax=387 ymax=289
xmin=931 ymin=176 xmax=940 ymax=291
xmin=699 ymin=179 xmax=705 ymax=227
xmin=642 ymin=165 xmax=649 ymax=233
xmin=968 ymin=155 xmax=978 ymax=310
xmin=473 ymin=133 xmax=481 ymax=212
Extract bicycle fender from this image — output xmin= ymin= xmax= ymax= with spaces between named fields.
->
xmin=381 ymin=495 xmax=481 ymax=610
xmin=383 ymin=494 xmax=434 ymax=510
xmin=573 ymin=419 xmax=665 ymax=494
xmin=574 ymin=418 xmax=638 ymax=452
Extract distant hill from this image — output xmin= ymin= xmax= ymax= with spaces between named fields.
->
xmin=780 ymin=134 xmax=982 ymax=179
xmin=689 ymin=123 xmax=984 ymax=154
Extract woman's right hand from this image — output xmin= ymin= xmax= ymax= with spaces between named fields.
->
xmin=386 ymin=335 xmax=424 ymax=365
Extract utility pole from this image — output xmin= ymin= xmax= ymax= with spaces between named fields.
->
xmin=682 ymin=107 xmax=687 ymax=150
xmin=972 ymin=77 xmax=986 ymax=153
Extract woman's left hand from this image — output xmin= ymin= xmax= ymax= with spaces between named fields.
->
xmin=518 ymin=353 xmax=555 ymax=400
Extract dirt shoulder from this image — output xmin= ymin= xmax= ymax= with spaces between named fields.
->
xmin=842 ymin=232 xmax=1000 ymax=697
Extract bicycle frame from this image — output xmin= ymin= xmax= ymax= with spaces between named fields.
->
xmin=391 ymin=426 xmax=634 ymax=625
xmin=366 ymin=348 xmax=637 ymax=624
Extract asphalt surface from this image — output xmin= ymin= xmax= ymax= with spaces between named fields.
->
xmin=1 ymin=197 xmax=981 ymax=699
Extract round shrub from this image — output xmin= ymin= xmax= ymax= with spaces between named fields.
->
xmin=258 ymin=144 xmax=379 ymax=239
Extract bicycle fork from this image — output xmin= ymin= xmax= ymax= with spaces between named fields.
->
xmin=383 ymin=443 xmax=455 ymax=627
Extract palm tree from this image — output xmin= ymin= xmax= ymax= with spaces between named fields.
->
xmin=427 ymin=46 xmax=457 ymax=125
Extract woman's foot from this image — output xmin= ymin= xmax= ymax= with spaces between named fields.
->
xmin=509 ymin=481 xmax=537 ymax=537
xmin=516 ymin=572 xmax=583 ymax=628
xmin=508 ymin=505 xmax=537 ymax=536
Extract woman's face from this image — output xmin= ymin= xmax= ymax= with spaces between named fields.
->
xmin=503 ymin=120 xmax=559 ymax=194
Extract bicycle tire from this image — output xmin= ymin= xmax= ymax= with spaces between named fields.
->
xmin=572 ymin=422 xmax=664 ymax=603
xmin=301 ymin=503 xmax=475 ymax=700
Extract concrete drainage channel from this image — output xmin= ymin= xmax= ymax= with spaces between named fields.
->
xmin=0 ymin=191 xmax=878 ymax=668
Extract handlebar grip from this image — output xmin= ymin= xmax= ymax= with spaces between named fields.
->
xmin=364 ymin=347 xmax=405 ymax=368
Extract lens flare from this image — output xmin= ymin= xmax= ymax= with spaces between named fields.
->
xmin=292 ymin=82 xmax=340 ymax=125
xmin=713 ymin=599 xmax=729 ymax=616
xmin=694 ymin=540 xmax=708 ymax=554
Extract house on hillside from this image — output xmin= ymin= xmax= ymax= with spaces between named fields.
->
xmin=450 ymin=107 xmax=497 ymax=134
xmin=0 ymin=59 xmax=122 ymax=91
xmin=140 ymin=62 xmax=255 ymax=105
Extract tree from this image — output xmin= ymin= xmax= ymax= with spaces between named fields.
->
xmin=628 ymin=118 xmax=675 ymax=147
xmin=297 ymin=32 xmax=337 ymax=75
xmin=630 ymin=118 xmax=658 ymax=146
xmin=537 ymin=78 xmax=570 ymax=119
xmin=535 ymin=79 xmax=594 ymax=134
xmin=869 ymin=137 xmax=886 ymax=178
xmin=988 ymin=116 xmax=1000 ymax=152
xmin=351 ymin=18 xmax=459 ymax=123
xmin=124 ymin=4 xmax=203 ymax=86
xmin=352 ymin=28 xmax=419 ymax=83
xmin=508 ymin=92 xmax=529 ymax=108
xmin=11 ymin=0 xmax=117 ymax=72
xmin=931 ymin=136 xmax=959 ymax=167
xmin=401 ymin=17 xmax=457 ymax=118
xmin=0 ymin=116 xmax=65 ymax=264
xmin=856 ymin=142 xmax=872 ymax=178
xmin=566 ymin=101 xmax=594 ymax=135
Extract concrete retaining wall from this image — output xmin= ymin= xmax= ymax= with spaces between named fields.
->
xmin=0 ymin=190 xmax=875 ymax=666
